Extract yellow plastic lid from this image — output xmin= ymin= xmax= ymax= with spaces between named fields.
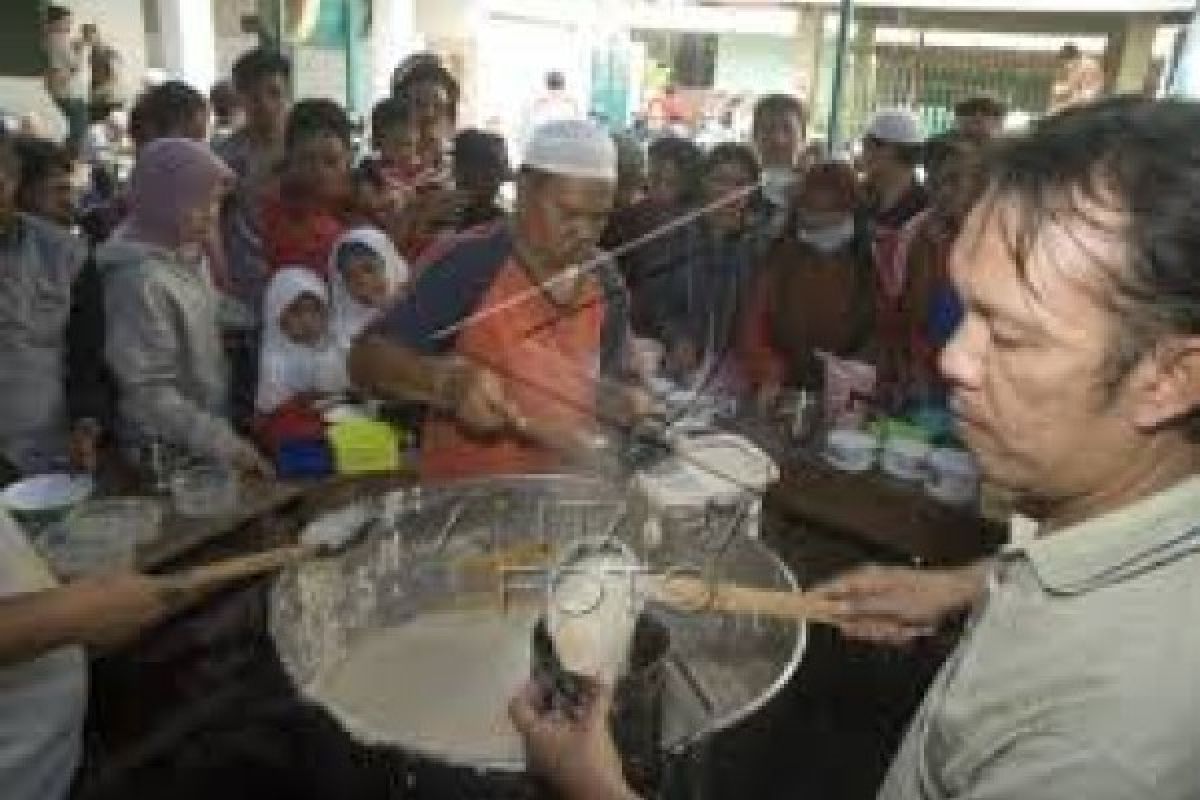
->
xmin=328 ymin=418 xmax=401 ymax=475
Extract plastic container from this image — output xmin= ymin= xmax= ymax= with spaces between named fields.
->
xmin=817 ymin=351 xmax=877 ymax=431
xmin=1 ymin=473 xmax=94 ymax=533
xmin=823 ymin=429 xmax=879 ymax=473
xmin=328 ymin=418 xmax=401 ymax=475
xmin=635 ymin=433 xmax=779 ymax=554
xmin=277 ymin=439 xmax=335 ymax=479
xmin=42 ymin=502 xmax=138 ymax=578
xmin=924 ymin=448 xmax=980 ymax=507
xmin=674 ymin=433 xmax=779 ymax=503
xmin=880 ymin=437 xmax=931 ymax=482
xmin=870 ymin=416 xmax=931 ymax=444
xmin=80 ymin=496 xmax=164 ymax=545
xmin=170 ymin=465 xmax=239 ymax=518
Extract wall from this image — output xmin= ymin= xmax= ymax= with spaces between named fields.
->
xmin=415 ymin=0 xmax=473 ymax=40
xmin=475 ymin=12 xmax=591 ymax=140
xmin=213 ymin=0 xmax=259 ymax=82
xmin=65 ymin=0 xmax=149 ymax=101
xmin=292 ymin=46 xmax=349 ymax=102
xmin=0 ymin=78 xmax=67 ymax=140
xmin=714 ymin=33 xmax=798 ymax=94
xmin=211 ymin=0 xmax=346 ymax=101
xmin=1173 ymin=11 xmax=1200 ymax=96
xmin=156 ymin=0 xmax=218 ymax=92
xmin=371 ymin=0 xmax=419 ymax=101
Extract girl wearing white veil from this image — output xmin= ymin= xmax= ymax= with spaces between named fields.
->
xmin=257 ymin=267 xmax=349 ymax=414
xmin=328 ymin=227 xmax=408 ymax=351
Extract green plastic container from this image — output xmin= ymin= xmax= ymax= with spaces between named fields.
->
xmin=328 ymin=418 xmax=401 ymax=475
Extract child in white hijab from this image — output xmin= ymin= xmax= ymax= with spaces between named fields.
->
xmin=257 ymin=268 xmax=349 ymax=414
xmin=328 ymin=227 xmax=408 ymax=351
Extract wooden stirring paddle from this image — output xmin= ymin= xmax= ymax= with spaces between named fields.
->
xmin=155 ymin=504 xmax=378 ymax=597
xmin=647 ymin=575 xmax=845 ymax=628
xmin=154 ymin=544 xmax=312 ymax=597
xmin=428 ymin=572 xmax=847 ymax=630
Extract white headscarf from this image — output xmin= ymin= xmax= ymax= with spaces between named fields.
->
xmin=256 ymin=267 xmax=348 ymax=414
xmin=328 ymin=227 xmax=408 ymax=351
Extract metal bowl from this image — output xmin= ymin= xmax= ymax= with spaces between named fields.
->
xmin=268 ymin=474 xmax=805 ymax=772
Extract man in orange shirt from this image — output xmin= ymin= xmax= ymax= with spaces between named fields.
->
xmin=350 ymin=120 xmax=641 ymax=481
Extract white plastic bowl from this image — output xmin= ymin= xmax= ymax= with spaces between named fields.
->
xmin=1 ymin=473 xmax=94 ymax=529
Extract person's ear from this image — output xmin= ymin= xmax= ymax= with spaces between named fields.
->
xmin=1128 ymin=337 xmax=1200 ymax=433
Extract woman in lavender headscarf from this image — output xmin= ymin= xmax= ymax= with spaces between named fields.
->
xmin=98 ymin=138 xmax=271 ymax=474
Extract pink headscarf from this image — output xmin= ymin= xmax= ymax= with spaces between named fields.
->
xmin=122 ymin=138 xmax=234 ymax=285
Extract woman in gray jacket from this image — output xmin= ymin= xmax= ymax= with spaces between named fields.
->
xmin=99 ymin=138 xmax=268 ymax=474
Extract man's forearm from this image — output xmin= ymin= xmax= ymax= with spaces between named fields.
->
xmin=0 ymin=587 xmax=90 ymax=666
xmin=348 ymin=335 xmax=455 ymax=409
xmin=952 ymin=559 xmax=993 ymax=606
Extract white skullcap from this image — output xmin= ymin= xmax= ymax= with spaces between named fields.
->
xmin=864 ymin=109 xmax=924 ymax=146
xmin=522 ymin=119 xmax=617 ymax=182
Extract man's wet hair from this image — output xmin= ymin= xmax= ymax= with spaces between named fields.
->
xmin=981 ymin=96 xmax=1200 ymax=437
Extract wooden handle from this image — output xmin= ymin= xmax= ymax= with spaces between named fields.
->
xmin=649 ymin=575 xmax=843 ymax=627
xmin=157 ymin=544 xmax=312 ymax=596
xmin=419 ymin=576 xmax=844 ymax=629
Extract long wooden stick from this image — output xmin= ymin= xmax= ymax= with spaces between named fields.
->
xmin=155 ymin=544 xmax=312 ymax=595
xmin=428 ymin=572 xmax=845 ymax=630
xmin=648 ymin=575 xmax=844 ymax=627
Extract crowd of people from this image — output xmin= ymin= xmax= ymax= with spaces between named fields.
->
xmin=605 ymin=90 xmax=1000 ymax=427
xmin=3 ymin=7 xmax=1018 ymax=490
xmin=4 ymin=4 xmax=1200 ymax=798
xmin=0 ymin=41 xmax=525 ymax=481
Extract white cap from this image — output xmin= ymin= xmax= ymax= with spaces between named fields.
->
xmin=522 ymin=119 xmax=617 ymax=182
xmin=864 ymin=109 xmax=924 ymax=146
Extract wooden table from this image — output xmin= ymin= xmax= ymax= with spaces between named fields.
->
xmin=723 ymin=416 xmax=1005 ymax=567
xmin=767 ymin=456 xmax=1006 ymax=567
xmin=132 ymin=471 xmax=420 ymax=573
xmin=135 ymin=480 xmax=304 ymax=570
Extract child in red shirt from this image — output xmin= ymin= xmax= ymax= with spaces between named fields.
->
xmin=261 ymin=99 xmax=354 ymax=278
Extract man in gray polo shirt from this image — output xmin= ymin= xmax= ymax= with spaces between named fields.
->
xmin=511 ymin=97 xmax=1200 ymax=799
